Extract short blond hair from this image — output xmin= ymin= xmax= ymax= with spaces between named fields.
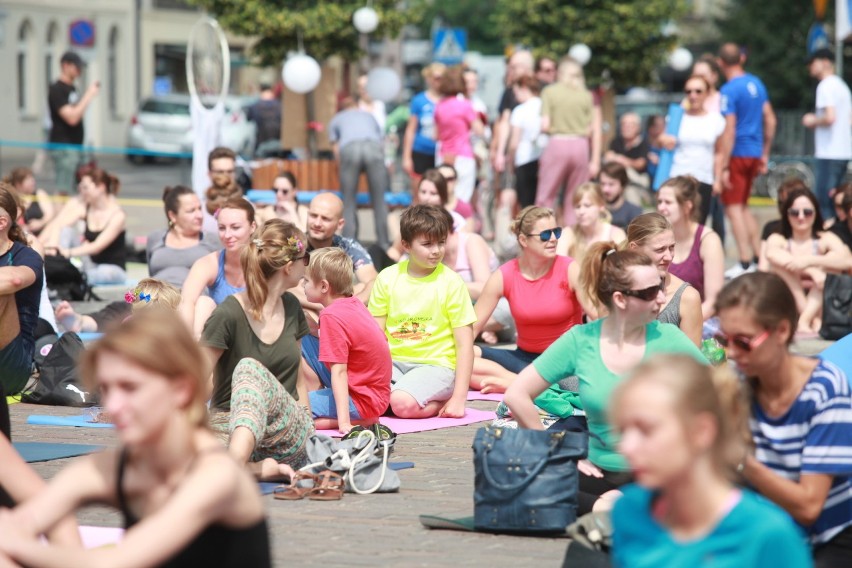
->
xmin=307 ymin=247 xmax=354 ymax=297
xmin=126 ymin=278 xmax=181 ymax=313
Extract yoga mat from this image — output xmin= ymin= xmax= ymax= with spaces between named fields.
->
xmin=420 ymin=514 xmax=570 ymax=537
xmin=652 ymin=103 xmax=685 ymax=191
xmin=821 ymin=334 xmax=852 ymax=386
xmin=27 ymin=414 xmax=114 ymax=428
xmin=466 ymin=390 xmax=503 ymax=402
xmin=80 ymin=525 xmax=124 ymax=548
xmin=14 ymin=442 xmax=104 ymax=463
xmin=258 ymin=461 xmax=415 ymax=495
xmin=316 ymin=408 xmax=496 ymax=438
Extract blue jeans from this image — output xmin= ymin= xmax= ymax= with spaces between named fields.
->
xmin=478 ymin=346 xmax=540 ymax=374
xmin=301 ymin=335 xmax=331 ymax=387
xmin=308 ymin=389 xmax=361 ymax=420
xmin=815 ymin=158 xmax=848 ymax=221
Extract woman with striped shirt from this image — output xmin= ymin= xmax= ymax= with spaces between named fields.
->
xmin=715 ymin=272 xmax=852 ymax=566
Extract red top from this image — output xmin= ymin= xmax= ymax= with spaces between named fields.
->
xmin=319 ymin=296 xmax=392 ymax=418
xmin=500 ymin=255 xmax=583 ymax=353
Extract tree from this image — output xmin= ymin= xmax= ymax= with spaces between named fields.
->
xmin=492 ymin=0 xmax=686 ymax=87
xmin=189 ymin=0 xmax=424 ymax=64
xmin=716 ymin=0 xmax=822 ymax=110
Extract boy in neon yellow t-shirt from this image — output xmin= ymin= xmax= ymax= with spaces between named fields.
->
xmin=369 ymin=205 xmax=476 ymax=419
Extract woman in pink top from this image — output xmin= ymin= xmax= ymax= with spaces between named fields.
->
xmin=470 ymin=206 xmax=589 ymax=394
xmin=434 ymin=66 xmax=483 ymax=204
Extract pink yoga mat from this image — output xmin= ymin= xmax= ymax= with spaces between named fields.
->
xmin=80 ymin=525 xmax=124 ymax=548
xmin=466 ymin=390 xmax=503 ymax=402
xmin=316 ymin=407 xmax=496 ymax=437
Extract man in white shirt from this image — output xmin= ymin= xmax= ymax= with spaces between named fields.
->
xmin=802 ymin=48 xmax=852 ymax=220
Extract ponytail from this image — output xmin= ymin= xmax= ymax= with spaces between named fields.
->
xmin=580 ymin=242 xmax=651 ymax=311
xmin=240 ymin=219 xmax=306 ymax=320
xmin=0 ymin=182 xmax=28 ymax=244
xmin=710 ymin=365 xmax=752 ymax=477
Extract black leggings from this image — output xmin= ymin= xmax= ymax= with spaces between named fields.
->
xmin=814 ymin=525 xmax=852 ymax=567
xmin=0 ymin=384 xmax=14 ymax=508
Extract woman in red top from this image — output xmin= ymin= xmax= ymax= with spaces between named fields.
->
xmin=470 ymin=206 xmax=589 ymax=393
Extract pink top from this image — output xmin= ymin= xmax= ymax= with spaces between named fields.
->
xmin=500 ymin=255 xmax=583 ymax=353
xmin=434 ymin=97 xmax=475 ymax=158
xmin=318 ymin=296 xmax=392 ymax=419
xmin=454 ymin=199 xmax=474 ymax=219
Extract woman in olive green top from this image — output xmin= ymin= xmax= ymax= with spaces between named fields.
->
xmin=504 ymin=241 xmax=706 ymax=514
xmin=536 ymin=57 xmax=602 ymax=226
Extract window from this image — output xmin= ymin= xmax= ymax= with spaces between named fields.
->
xmin=108 ymin=26 xmax=120 ymax=115
xmin=45 ymin=21 xmax=58 ymax=89
xmin=17 ymin=20 xmax=34 ymax=112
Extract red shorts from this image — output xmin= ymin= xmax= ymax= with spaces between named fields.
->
xmin=722 ymin=157 xmax=762 ymax=206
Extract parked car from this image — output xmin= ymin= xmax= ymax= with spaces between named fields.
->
xmin=126 ymin=94 xmax=257 ymax=162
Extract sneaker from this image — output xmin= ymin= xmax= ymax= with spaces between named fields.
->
xmin=342 ymin=424 xmax=396 ymax=454
xmin=724 ymin=263 xmax=756 ymax=280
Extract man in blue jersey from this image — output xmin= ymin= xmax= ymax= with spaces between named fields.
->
xmin=717 ymin=43 xmax=777 ymax=279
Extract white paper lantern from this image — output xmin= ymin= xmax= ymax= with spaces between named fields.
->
xmin=353 ymin=6 xmax=379 ymax=34
xmin=282 ymin=54 xmax=321 ymax=94
xmin=366 ymin=67 xmax=401 ymax=103
xmin=568 ymin=43 xmax=592 ymax=66
xmin=668 ymin=47 xmax=693 ymax=72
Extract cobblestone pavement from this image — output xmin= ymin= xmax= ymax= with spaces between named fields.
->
xmin=10 ymin=400 xmax=570 ymax=568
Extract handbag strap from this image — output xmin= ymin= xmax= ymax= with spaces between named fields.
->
xmin=480 ymin=431 xmax=565 ymax=493
xmin=345 ymin=429 xmax=389 ymax=495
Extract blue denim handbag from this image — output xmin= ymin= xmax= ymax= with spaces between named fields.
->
xmin=472 ymin=425 xmax=588 ymax=534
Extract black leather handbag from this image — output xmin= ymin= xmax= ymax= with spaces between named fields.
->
xmin=819 ymin=273 xmax=852 ymax=340
xmin=472 ymin=425 xmax=588 ymax=534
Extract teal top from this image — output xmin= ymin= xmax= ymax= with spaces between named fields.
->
xmin=612 ymin=485 xmax=812 ymax=568
xmin=533 ymin=319 xmax=706 ymax=471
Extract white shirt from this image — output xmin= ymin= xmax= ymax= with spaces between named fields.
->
xmin=510 ymin=97 xmax=546 ymax=166
xmin=670 ymin=112 xmax=726 ymax=185
xmin=815 ymin=74 xmax=852 ymax=160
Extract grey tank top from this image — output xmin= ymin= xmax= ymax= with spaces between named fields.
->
xmin=657 ymin=281 xmax=690 ymax=327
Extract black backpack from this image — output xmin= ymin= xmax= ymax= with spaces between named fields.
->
xmin=44 ymin=254 xmax=98 ymax=301
xmin=23 ymin=332 xmax=97 ymax=407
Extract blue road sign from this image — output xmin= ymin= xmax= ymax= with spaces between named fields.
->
xmin=433 ymin=28 xmax=467 ymax=65
xmin=69 ymin=20 xmax=95 ymax=47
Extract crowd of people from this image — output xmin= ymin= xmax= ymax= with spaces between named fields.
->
xmin=0 ymin=41 xmax=851 ymax=567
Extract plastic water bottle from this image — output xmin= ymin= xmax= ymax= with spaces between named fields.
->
xmin=701 ymin=338 xmax=726 ymax=366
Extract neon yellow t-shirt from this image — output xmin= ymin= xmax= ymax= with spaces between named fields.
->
xmin=368 ymin=261 xmax=476 ymax=369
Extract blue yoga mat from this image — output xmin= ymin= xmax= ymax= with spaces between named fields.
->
xmin=821 ymin=335 xmax=852 ymax=387
xmin=652 ymin=103 xmax=685 ymax=191
xmin=27 ymin=414 xmax=114 ymax=429
xmin=258 ymin=462 xmax=415 ymax=495
xmin=14 ymin=442 xmax=104 ymax=463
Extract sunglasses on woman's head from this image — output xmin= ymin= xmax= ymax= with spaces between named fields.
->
xmin=788 ymin=208 xmax=815 ymax=218
xmin=712 ymin=330 xmax=770 ymax=352
xmin=620 ymin=281 xmax=664 ymax=301
xmin=525 ymin=227 xmax=563 ymax=241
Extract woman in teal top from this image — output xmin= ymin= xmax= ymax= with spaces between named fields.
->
xmin=504 ymin=241 xmax=706 ymax=514
xmin=610 ymin=354 xmax=811 ymax=568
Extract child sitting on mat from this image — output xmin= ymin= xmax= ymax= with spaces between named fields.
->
xmin=368 ymin=205 xmax=476 ymax=419
xmin=302 ymin=248 xmax=392 ymax=435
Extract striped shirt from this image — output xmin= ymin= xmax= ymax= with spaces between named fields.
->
xmin=751 ymin=358 xmax=852 ymax=545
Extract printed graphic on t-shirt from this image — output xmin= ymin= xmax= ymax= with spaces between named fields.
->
xmin=389 ymin=317 xmax=433 ymax=342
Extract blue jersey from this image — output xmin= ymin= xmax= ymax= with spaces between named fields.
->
xmin=751 ymin=358 xmax=852 ymax=545
xmin=410 ymin=91 xmax=438 ymax=155
xmin=720 ymin=73 xmax=769 ymax=158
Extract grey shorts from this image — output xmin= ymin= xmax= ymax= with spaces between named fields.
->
xmin=391 ymin=361 xmax=456 ymax=408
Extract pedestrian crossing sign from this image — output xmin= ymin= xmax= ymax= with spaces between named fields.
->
xmin=433 ymin=28 xmax=467 ymax=65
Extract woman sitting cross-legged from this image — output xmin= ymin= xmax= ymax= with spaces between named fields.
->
xmin=470 ymin=206 xmax=586 ymax=394
xmin=610 ymin=353 xmax=812 ymax=567
xmin=202 ymin=219 xmax=315 ymax=481
xmin=764 ymin=187 xmax=852 ymax=334
xmin=0 ymin=308 xmax=271 ymax=568
xmin=503 ymin=242 xmax=706 ymax=515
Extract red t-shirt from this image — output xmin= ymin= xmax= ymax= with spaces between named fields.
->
xmin=500 ymin=255 xmax=583 ymax=353
xmin=318 ymin=296 xmax=392 ymax=419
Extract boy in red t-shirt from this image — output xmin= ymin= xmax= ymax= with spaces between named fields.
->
xmin=303 ymin=248 xmax=392 ymax=434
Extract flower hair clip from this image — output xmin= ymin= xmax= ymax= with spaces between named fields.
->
xmin=253 ymin=238 xmax=265 ymax=250
xmin=125 ymin=289 xmax=151 ymax=304
xmin=286 ymin=236 xmax=304 ymax=255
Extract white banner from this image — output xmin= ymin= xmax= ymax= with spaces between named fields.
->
xmin=837 ymin=0 xmax=852 ymax=41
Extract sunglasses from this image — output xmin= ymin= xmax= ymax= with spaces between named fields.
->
xmin=525 ymin=227 xmax=563 ymax=241
xmin=788 ymin=208 xmax=815 ymax=218
xmin=294 ymin=251 xmax=311 ymax=266
xmin=712 ymin=330 xmax=770 ymax=352
xmin=684 ymin=88 xmax=706 ymax=94
xmin=275 ymin=187 xmax=292 ymax=195
xmin=620 ymin=282 xmax=664 ymax=301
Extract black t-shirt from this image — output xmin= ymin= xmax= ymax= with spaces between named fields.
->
xmin=761 ymin=218 xmax=783 ymax=241
xmin=48 ymin=81 xmax=83 ymax=144
xmin=609 ymin=136 xmax=650 ymax=173
xmin=830 ymin=221 xmax=852 ymax=251
xmin=247 ymin=99 xmax=281 ymax=147
xmin=498 ymin=88 xmax=518 ymax=116
xmin=3 ymin=242 xmax=44 ymax=345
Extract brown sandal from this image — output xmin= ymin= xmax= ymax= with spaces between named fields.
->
xmin=273 ymin=472 xmax=319 ymax=501
xmin=308 ymin=470 xmax=344 ymax=501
